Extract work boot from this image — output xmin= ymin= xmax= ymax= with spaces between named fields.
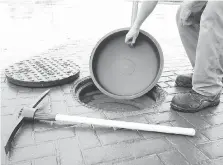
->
xmin=171 ymin=90 xmax=220 ymax=113
xmin=175 ymin=73 xmax=193 ymax=88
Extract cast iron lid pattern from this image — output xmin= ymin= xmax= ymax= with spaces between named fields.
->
xmin=90 ymin=28 xmax=164 ymax=100
xmin=71 ymin=76 xmax=167 ymax=116
xmin=5 ymin=56 xmax=80 ymax=87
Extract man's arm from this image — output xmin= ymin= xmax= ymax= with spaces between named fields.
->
xmin=125 ymin=1 xmax=158 ymax=45
xmin=132 ymin=1 xmax=158 ymax=30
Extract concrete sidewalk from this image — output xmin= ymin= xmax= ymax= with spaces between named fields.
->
xmin=1 ymin=3 xmax=223 ymax=165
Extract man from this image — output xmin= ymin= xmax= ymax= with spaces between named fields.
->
xmin=125 ymin=1 xmax=223 ymax=113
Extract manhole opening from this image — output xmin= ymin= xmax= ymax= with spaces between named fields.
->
xmin=72 ymin=77 xmax=166 ymax=113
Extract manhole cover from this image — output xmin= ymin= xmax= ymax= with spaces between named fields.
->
xmin=5 ymin=56 xmax=80 ymax=87
xmin=72 ymin=77 xmax=167 ymax=115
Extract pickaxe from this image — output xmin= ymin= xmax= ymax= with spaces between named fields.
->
xmin=4 ymin=89 xmax=196 ymax=154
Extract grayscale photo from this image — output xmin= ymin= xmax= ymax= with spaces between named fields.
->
xmin=1 ymin=0 xmax=223 ymax=164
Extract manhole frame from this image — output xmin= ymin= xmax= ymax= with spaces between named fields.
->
xmin=71 ymin=76 xmax=167 ymax=116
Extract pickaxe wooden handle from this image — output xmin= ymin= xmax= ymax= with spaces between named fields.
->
xmin=55 ymin=115 xmax=196 ymax=136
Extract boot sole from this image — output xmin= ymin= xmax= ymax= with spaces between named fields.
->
xmin=170 ymin=100 xmax=220 ymax=113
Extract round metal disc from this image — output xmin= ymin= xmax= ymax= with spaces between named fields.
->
xmin=90 ymin=28 xmax=163 ymax=99
xmin=5 ymin=56 xmax=80 ymax=87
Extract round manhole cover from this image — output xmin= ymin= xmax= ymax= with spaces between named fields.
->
xmin=72 ymin=77 xmax=167 ymax=115
xmin=5 ymin=56 xmax=80 ymax=87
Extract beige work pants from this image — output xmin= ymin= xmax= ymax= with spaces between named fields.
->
xmin=176 ymin=1 xmax=223 ymax=96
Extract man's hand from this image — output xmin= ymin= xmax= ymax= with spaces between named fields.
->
xmin=125 ymin=1 xmax=158 ymax=47
xmin=125 ymin=26 xmax=140 ymax=47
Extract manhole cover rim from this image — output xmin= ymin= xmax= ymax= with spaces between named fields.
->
xmin=5 ymin=56 xmax=80 ymax=88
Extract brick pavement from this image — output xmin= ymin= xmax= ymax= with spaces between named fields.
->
xmin=1 ymin=3 xmax=223 ymax=165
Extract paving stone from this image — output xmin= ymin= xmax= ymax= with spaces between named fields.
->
xmin=220 ymin=96 xmax=223 ymax=102
xmin=34 ymin=156 xmax=57 ymax=165
xmin=166 ymin=81 xmax=176 ymax=87
xmin=9 ymin=142 xmax=55 ymax=163
xmin=159 ymin=150 xmax=189 ymax=165
xmin=120 ymin=115 xmax=148 ymax=123
xmin=61 ymin=83 xmax=73 ymax=94
xmin=203 ymin=103 xmax=223 ymax=115
xmin=116 ymin=154 xmax=164 ymax=165
xmin=16 ymin=87 xmax=32 ymax=93
xmin=1 ymin=99 xmax=15 ymax=107
xmin=75 ymin=127 xmax=101 ymax=149
xmin=157 ymin=82 xmax=169 ymax=88
xmin=1 ymin=115 xmax=17 ymax=136
xmin=164 ymin=94 xmax=174 ymax=103
xmin=201 ymin=113 xmax=223 ymax=126
xmin=127 ymin=138 xmax=173 ymax=158
xmin=79 ymin=111 xmax=107 ymax=119
xmin=166 ymin=136 xmax=209 ymax=164
xmin=83 ymin=138 xmax=172 ymax=165
xmin=158 ymin=77 xmax=172 ymax=82
xmin=16 ymin=92 xmax=35 ymax=98
xmin=1 ymin=81 xmax=12 ymax=89
xmin=49 ymin=89 xmax=65 ymax=102
xmin=13 ymin=161 xmax=32 ymax=165
xmin=204 ymin=159 xmax=223 ymax=165
xmin=51 ymin=101 xmax=68 ymax=114
xmin=214 ymin=157 xmax=223 ymax=165
xmin=64 ymin=94 xmax=80 ymax=107
xmin=192 ymin=159 xmax=217 ymax=165
xmin=141 ymin=122 xmax=173 ymax=139
xmin=1 ymin=87 xmax=18 ymax=99
xmin=145 ymin=111 xmax=179 ymax=124
xmin=155 ymin=102 xmax=171 ymax=113
xmin=198 ymin=140 xmax=223 ymax=159
xmin=171 ymin=118 xmax=209 ymax=144
xmin=161 ymin=71 xmax=175 ymax=77
xmin=170 ymin=115 xmax=194 ymax=129
xmin=12 ymin=123 xmax=35 ymax=148
xmin=174 ymin=70 xmax=192 ymax=75
xmin=1 ymin=77 xmax=5 ymax=83
xmin=194 ymin=107 xmax=214 ymax=117
xmin=0 ymin=106 xmax=17 ymax=116
xmin=68 ymin=106 xmax=95 ymax=115
xmin=58 ymin=137 xmax=84 ymax=165
xmin=163 ymin=67 xmax=177 ymax=72
xmin=168 ymin=75 xmax=178 ymax=80
xmin=186 ymin=132 xmax=209 ymax=146
xmin=103 ymin=111 xmax=125 ymax=120
xmin=201 ymin=124 xmax=223 ymax=140
xmin=14 ymin=98 xmax=35 ymax=106
xmin=97 ymin=129 xmax=141 ymax=145
xmin=35 ymin=127 xmax=75 ymax=142
xmin=178 ymin=113 xmax=211 ymax=130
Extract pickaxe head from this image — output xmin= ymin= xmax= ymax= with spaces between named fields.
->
xmin=4 ymin=89 xmax=50 ymax=154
